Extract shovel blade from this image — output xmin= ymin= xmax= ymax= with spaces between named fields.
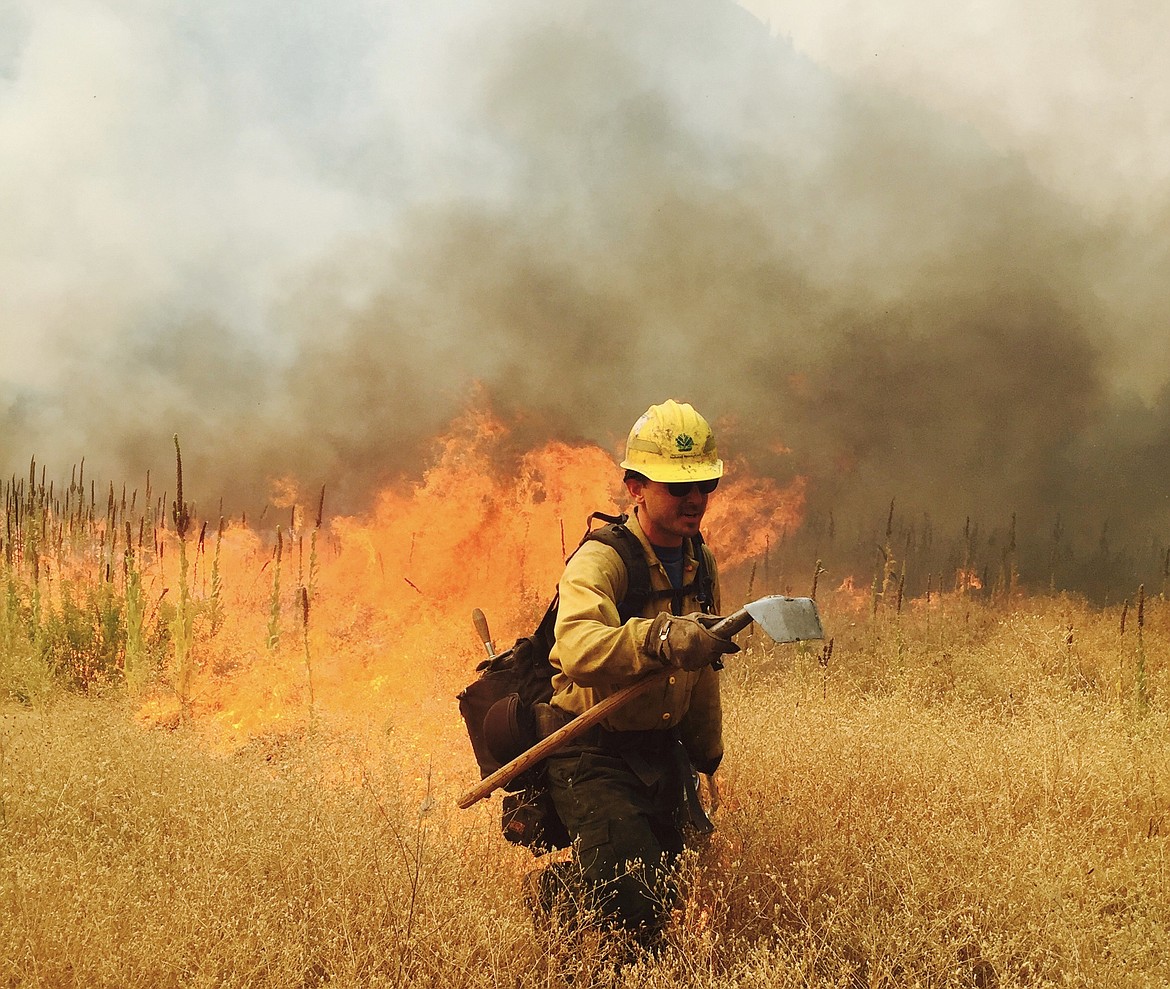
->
xmin=744 ymin=595 xmax=824 ymax=643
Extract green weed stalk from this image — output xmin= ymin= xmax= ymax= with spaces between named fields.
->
xmin=170 ymin=435 xmax=196 ymax=719
xmin=872 ymin=500 xmax=896 ymax=617
xmin=995 ymin=513 xmax=1019 ymax=604
xmin=123 ymin=520 xmax=148 ymax=695
xmin=299 ymin=488 xmax=324 ymax=725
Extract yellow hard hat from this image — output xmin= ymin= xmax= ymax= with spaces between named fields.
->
xmin=620 ymin=399 xmax=724 ymax=483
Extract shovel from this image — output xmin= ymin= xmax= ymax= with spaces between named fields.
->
xmin=456 ymin=595 xmax=824 ymax=809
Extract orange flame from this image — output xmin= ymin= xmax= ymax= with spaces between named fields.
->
xmin=136 ymin=404 xmax=807 ymax=753
xmin=955 ymin=567 xmax=983 ymax=592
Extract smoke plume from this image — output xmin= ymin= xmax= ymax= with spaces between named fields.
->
xmin=2 ymin=0 xmax=1167 ymax=589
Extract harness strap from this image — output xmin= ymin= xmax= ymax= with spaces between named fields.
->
xmin=583 ymin=515 xmax=715 ymax=618
xmin=532 ymin=512 xmax=718 ymax=644
xmin=583 ymin=521 xmax=652 ymax=622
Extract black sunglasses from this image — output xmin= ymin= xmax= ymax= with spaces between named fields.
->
xmin=665 ymin=478 xmax=719 ymax=497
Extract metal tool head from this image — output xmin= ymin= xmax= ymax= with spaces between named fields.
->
xmin=743 ymin=595 xmax=824 ymax=643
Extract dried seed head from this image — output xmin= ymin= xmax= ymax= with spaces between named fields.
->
xmin=171 ymin=435 xmax=192 ymax=540
xmin=819 ymin=638 xmax=834 ymax=668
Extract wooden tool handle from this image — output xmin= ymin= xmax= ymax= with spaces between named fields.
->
xmin=455 ymin=605 xmax=751 ymax=809
xmin=471 ymin=608 xmax=495 ymax=658
xmin=455 ymin=668 xmax=670 ymax=809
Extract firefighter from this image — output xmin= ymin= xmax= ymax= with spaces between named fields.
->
xmin=535 ymin=399 xmax=737 ymax=950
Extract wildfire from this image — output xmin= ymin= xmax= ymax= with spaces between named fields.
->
xmin=829 ymin=567 xmax=987 ymax=617
xmin=834 ymin=575 xmax=870 ymax=611
xmin=130 ymin=404 xmax=807 ymax=755
xmin=955 ymin=567 xmax=983 ymax=592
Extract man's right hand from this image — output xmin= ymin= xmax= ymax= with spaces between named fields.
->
xmin=644 ymin=612 xmax=740 ymax=671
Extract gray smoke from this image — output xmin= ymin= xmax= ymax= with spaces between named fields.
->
xmin=2 ymin=0 xmax=1167 ymax=585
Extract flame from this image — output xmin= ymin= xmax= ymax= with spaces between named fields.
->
xmin=703 ymin=467 xmax=805 ymax=568
xmin=131 ymin=403 xmax=807 ymax=754
xmin=832 ymin=574 xmax=871 ymax=612
xmin=954 ymin=567 xmax=983 ymax=592
xmin=825 ymin=567 xmax=987 ymax=618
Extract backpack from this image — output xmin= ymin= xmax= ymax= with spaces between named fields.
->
xmin=456 ymin=511 xmax=714 ymax=853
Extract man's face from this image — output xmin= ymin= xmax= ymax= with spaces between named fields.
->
xmin=626 ymin=476 xmax=715 ymax=546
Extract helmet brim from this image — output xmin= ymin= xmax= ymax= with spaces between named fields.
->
xmin=620 ymin=457 xmax=724 ymax=483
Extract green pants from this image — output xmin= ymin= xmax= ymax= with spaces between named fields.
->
xmin=545 ymin=740 xmax=688 ymax=940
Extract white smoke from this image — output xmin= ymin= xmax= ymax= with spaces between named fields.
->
xmin=1 ymin=0 xmax=1167 ymax=567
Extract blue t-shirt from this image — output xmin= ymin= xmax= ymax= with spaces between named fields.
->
xmin=651 ymin=542 xmax=685 ymax=590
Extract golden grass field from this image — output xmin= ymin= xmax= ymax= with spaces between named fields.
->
xmin=3 ymin=587 xmax=1169 ymax=988
xmin=2 ymin=440 xmax=1169 ymax=987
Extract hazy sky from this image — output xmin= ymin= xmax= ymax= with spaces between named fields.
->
xmin=743 ymin=0 xmax=1170 ymax=397
xmin=743 ymin=0 xmax=1170 ymax=221
xmin=2 ymin=0 xmax=1167 ymax=547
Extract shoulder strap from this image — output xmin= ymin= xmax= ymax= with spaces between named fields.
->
xmin=539 ymin=511 xmax=717 ymax=642
xmin=530 ymin=594 xmax=559 ymax=658
xmin=583 ymin=521 xmax=652 ymax=623
xmin=528 ymin=512 xmax=639 ymax=652
xmin=691 ymin=532 xmax=716 ymax=615
xmin=584 ymin=519 xmax=716 ymax=618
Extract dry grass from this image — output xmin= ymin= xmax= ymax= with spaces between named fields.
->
xmin=3 ymin=589 xmax=1169 ymax=988
xmin=0 ymin=696 xmax=538 ymax=988
xmin=3 ymin=449 xmax=1168 ymax=986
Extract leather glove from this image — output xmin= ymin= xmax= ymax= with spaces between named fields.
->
xmin=644 ymin=612 xmax=740 ymax=671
